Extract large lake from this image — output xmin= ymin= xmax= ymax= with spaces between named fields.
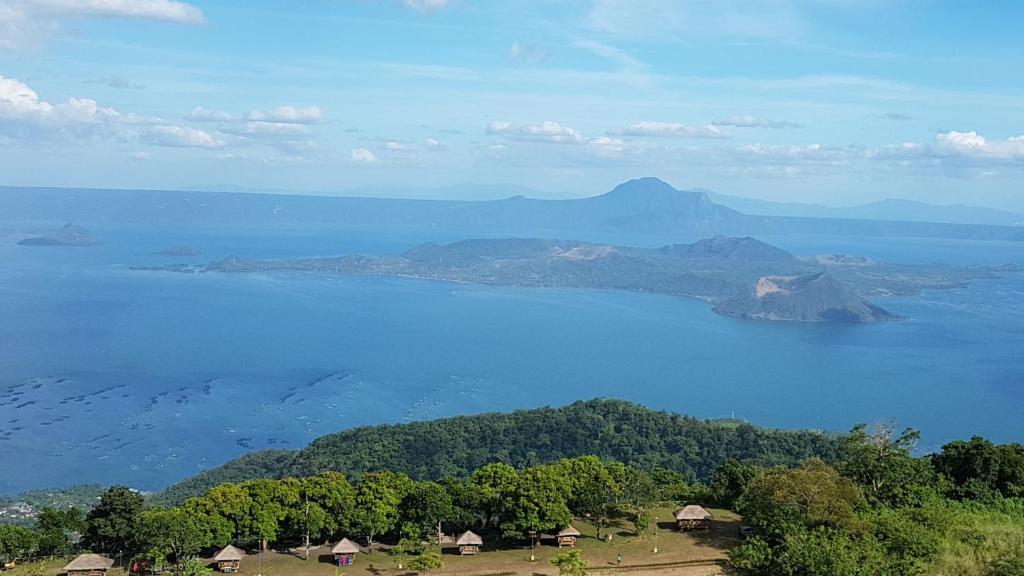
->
xmin=1 ymin=225 xmax=1022 ymax=494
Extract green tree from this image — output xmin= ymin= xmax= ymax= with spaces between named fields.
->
xmin=242 ymin=478 xmax=300 ymax=549
xmin=135 ymin=507 xmax=213 ymax=571
xmin=551 ymin=549 xmax=587 ymax=576
xmin=439 ymin=477 xmax=483 ymax=532
xmin=840 ymin=423 xmax=932 ymax=506
xmin=351 ymin=472 xmax=404 ymax=545
xmin=401 ymin=481 xmax=453 ymax=539
xmin=711 ymin=459 xmax=762 ymax=508
xmin=0 ymin=525 xmax=38 ymax=564
xmin=613 ymin=465 xmax=657 ymax=538
xmin=35 ymin=507 xmax=85 ymax=556
xmin=406 ymin=551 xmax=444 ymax=575
xmin=737 ymin=460 xmax=862 ymax=543
xmin=183 ymin=483 xmax=251 ymax=546
xmin=284 ymin=472 xmax=356 ymax=558
xmin=497 ymin=465 xmax=572 ymax=540
xmin=471 ymin=463 xmax=518 ymax=529
xmin=84 ymin=486 xmax=145 ymax=556
xmin=554 ymin=457 xmax=619 ymax=540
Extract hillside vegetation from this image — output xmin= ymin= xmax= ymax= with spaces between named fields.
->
xmin=157 ymin=399 xmax=843 ymax=505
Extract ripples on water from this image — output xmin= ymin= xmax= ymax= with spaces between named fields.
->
xmin=0 ymin=226 xmax=1022 ymax=493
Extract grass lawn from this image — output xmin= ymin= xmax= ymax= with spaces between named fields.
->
xmin=4 ymin=507 xmax=741 ymax=576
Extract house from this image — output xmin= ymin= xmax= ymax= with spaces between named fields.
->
xmin=63 ymin=555 xmax=114 ymax=576
xmin=212 ymin=545 xmax=245 ymax=573
xmin=557 ymin=526 xmax=581 ymax=548
xmin=455 ymin=531 xmax=483 ymax=555
xmin=674 ymin=505 xmax=713 ymax=530
xmin=332 ymin=538 xmax=360 ymax=566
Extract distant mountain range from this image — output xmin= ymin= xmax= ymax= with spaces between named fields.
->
xmin=704 ymin=190 xmax=1024 ymax=227
xmin=2 ymin=178 xmax=1022 ymax=242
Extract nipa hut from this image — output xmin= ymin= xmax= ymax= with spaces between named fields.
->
xmin=212 ymin=545 xmax=245 ymax=573
xmin=63 ymin=554 xmax=114 ymax=576
xmin=332 ymin=538 xmax=360 ymax=566
xmin=557 ymin=526 xmax=581 ymax=548
xmin=674 ymin=505 xmax=713 ymax=530
xmin=455 ymin=530 xmax=483 ymax=555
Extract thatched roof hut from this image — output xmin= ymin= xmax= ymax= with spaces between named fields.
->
xmin=63 ymin=554 xmax=114 ymax=576
xmin=332 ymin=538 xmax=360 ymax=554
xmin=213 ymin=545 xmax=245 ymax=562
xmin=674 ymin=505 xmax=713 ymax=530
xmin=455 ymin=531 xmax=483 ymax=555
xmin=332 ymin=538 xmax=360 ymax=566
xmin=212 ymin=545 xmax=244 ymax=573
xmin=557 ymin=526 xmax=581 ymax=547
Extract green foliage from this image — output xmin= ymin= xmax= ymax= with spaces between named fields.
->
xmin=159 ymin=400 xmax=844 ymax=505
xmin=497 ymin=465 xmax=572 ymax=539
xmin=401 ymin=481 xmax=453 ymax=536
xmin=552 ymin=457 xmax=619 ymax=539
xmin=406 ymin=551 xmax=444 ymax=574
xmin=350 ymin=472 xmax=407 ymax=545
xmin=134 ymin=507 xmax=212 ymax=568
xmin=0 ymin=524 xmax=38 ymax=563
xmin=83 ymin=486 xmax=145 ymax=554
xmin=471 ymin=463 xmax=519 ymax=529
xmin=934 ymin=438 xmax=1024 ymax=500
xmin=711 ymin=459 xmax=762 ymax=508
xmin=737 ymin=459 xmax=862 ymax=543
xmin=610 ymin=464 xmax=658 ymax=537
xmin=840 ymin=423 xmax=935 ymax=506
xmin=175 ymin=557 xmax=214 ymax=576
xmin=34 ymin=506 xmax=84 ymax=556
xmin=551 ymin=549 xmax=588 ymax=576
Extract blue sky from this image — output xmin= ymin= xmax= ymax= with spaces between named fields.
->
xmin=1 ymin=0 xmax=1023 ymax=209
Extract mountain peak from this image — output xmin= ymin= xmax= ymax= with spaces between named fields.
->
xmin=607 ymin=177 xmax=678 ymax=196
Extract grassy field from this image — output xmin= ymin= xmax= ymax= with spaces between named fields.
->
xmin=4 ymin=507 xmax=741 ymax=576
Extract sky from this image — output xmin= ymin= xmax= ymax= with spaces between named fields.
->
xmin=1 ymin=0 xmax=1023 ymax=209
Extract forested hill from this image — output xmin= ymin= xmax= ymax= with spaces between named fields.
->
xmin=157 ymin=399 xmax=842 ymax=505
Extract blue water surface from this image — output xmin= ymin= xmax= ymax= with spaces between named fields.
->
xmin=0 ymin=225 xmax=1022 ymax=493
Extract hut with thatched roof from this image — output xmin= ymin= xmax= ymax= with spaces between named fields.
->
xmin=674 ymin=505 xmax=713 ymax=530
xmin=63 ymin=554 xmax=114 ymax=576
xmin=212 ymin=545 xmax=245 ymax=573
xmin=455 ymin=531 xmax=483 ymax=555
xmin=332 ymin=538 xmax=360 ymax=566
xmin=556 ymin=526 xmax=581 ymax=548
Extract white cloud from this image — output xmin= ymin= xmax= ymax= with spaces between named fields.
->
xmin=351 ymin=147 xmax=378 ymax=163
xmin=586 ymin=136 xmax=626 ymax=158
xmin=87 ymin=75 xmax=145 ymax=90
xmin=142 ymin=125 xmax=223 ymax=148
xmin=247 ymin=106 xmax=324 ymax=124
xmin=571 ymin=38 xmax=647 ymax=71
xmin=613 ymin=121 xmax=729 ymax=139
xmin=585 ymin=0 xmax=804 ymax=42
xmin=185 ymin=106 xmax=234 ymax=122
xmin=129 ymin=150 xmax=150 ymax=160
xmin=1 ymin=0 xmax=203 ymax=49
xmin=30 ymin=0 xmax=204 ymax=23
xmin=935 ymin=131 xmax=1024 ymax=160
xmin=712 ymin=115 xmax=801 ymax=129
xmin=487 ymin=120 xmax=587 ymax=144
xmin=508 ymin=40 xmax=550 ymax=65
xmin=220 ymin=121 xmax=309 ymax=138
xmin=0 ymin=75 xmax=121 ymax=129
xmin=403 ymin=0 xmax=451 ymax=13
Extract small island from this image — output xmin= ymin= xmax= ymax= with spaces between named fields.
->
xmin=135 ymin=235 xmax=1008 ymax=324
xmin=155 ymin=245 xmax=202 ymax=257
xmin=17 ymin=223 xmax=98 ymax=246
